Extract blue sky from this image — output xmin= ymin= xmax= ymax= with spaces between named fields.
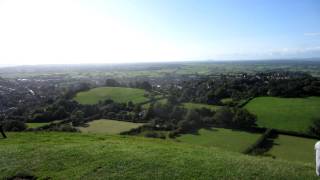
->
xmin=0 ymin=0 xmax=319 ymax=64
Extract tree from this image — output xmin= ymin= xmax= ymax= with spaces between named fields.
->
xmin=105 ymin=79 xmax=120 ymax=87
xmin=70 ymin=110 xmax=85 ymax=125
xmin=0 ymin=125 xmax=6 ymax=138
xmin=178 ymin=110 xmax=201 ymax=132
xmin=167 ymin=95 xmax=179 ymax=106
xmin=141 ymin=81 xmax=152 ymax=91
xmin=143 ymin=104 xmax=154 ymax=120
xmin=309 ymin=117 xmax=320 ymax=137
xmin=170 ymin=106 xmax=185 ymax=122
xmin=127 ymin=101 xmax=134 ymax=110
xmin=52 ymin=106 xmax=69 ymax=120
xmin=2 ymin=120 xmax=26 ymax=131
xmin=232 ymin=109 xmax=257 ymax=128
xmin=213 ymin=107 xmax=234 ymax=127
xmin=133 ymin=104 xmax=142 ymax=113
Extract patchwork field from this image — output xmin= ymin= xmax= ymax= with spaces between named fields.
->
xmin=182 ymin=103 xmax=221 ymax=111
xmin=264 ymin=135 xmax=317 ymax=163
xmin=26 ymin=122 xmax=51 ymax=128
xmin=245 ymin=96 xmax=320 ymax=132
xmin=0 ymin=132 xmax=316 ymax=179
xmin=74 ymin=87 xmax=149 ymax=105
xmin=142 ymin=98 xmax=168 ymax=109
xmin=78 ymin=119 xmax=144 ymax=134
xmin=176 ymin=128 xmax=261 ymax=152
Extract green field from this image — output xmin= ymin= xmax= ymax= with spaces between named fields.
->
xmin=265 ymin=135 xmax=317 ymax=163
xmin=245 ymin=96 xmax=320 ymax=132
xmin=176 ymin=128 xmax=261 ymax=152
xmin=74 ymin=87 xmax=149 ymax=105
xmin=182 ymin=102 xmax=221 ymax=111
xmin=79 ymin=119 xmax=144 ymax=134
xmin=26 ymin=122 xmax=51 ymax=128
xmin=0 ymin=132 xmax=316 ymax=179
xmin=142 ymin=98 xmax=168 ymax=109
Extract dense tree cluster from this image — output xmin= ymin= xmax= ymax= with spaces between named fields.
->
xmin=143 ymin=102 xmax=257 ymax=136
xmin=1 ymin=120 xmax=26 ymax=131
xmin=173 ymin=72 xmax=320 ymax=105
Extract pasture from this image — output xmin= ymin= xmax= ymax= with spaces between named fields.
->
xmin=142 ymin=98 xmax=168 ymax=109
xmin=245 ymin=96 xmax=320 ymax=132
xmin=0 ymin=132 xmax=316 ymax=179
xmin=74 ymin=87 xmax=149 ymax=105
xmin=265 ymin=135 xmax=317 ymax=163
xmin=78 ymin=119 xmax=144 ymax=134
xmin=26 ymin=122 xmax=51 ymax=128
xmin=176 ymin=128 xmax=261 ymax=152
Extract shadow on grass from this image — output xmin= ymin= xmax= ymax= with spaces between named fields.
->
xmin=251 ymin=133 xmax=279 ymax=156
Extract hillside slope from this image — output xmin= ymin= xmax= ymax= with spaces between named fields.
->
xmin=0 ymin=132 xmax=317 ymax=179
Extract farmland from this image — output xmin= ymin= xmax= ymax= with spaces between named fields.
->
xmin=26 ymin=122 xmax=51 ymax=128
xmin=74 ymin=87 xmax=149 ymax=105
xmin=78 ymin=119 xmax=144 ymax=134
xmin=176 ymin=128 xmax=261 ymax=152
xmin=142 ymin=98 xmax=167 ymax=109
xmin=0 ymin=132 xmax=316 ymax=179
xmin=245 ymin=96 xmax=320 ymax=132
xmin=264 ymin=135 xmax=317 ymax=163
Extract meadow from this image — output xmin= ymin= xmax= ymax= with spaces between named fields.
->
xmin=0 ymin=132 xmax=316 ymax=179
xmin=78 ymin=119 xmax=144 ymax=134
xmin=26 ymin=122 xmax=51 ymax=128
xmin=264 ymin=135 xmax=317 ymax=163
xmin=176 ymin=128 xmax=261 ymax=152
xmin=245 ymin=96 xmax=320 ymax=132
xmin=142 ymin=98 xmax=167 ymax=109
xmin=74 ymin=87 xmax=149 ymax=105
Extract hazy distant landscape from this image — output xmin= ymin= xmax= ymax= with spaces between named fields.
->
xmin=1 ymin=60 xmax=320 ymax=179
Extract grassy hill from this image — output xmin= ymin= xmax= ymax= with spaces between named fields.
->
xmin=176 ymin=128 xmax=262 ymax=152
xmin=78 ymin=119 xmax=144 ymax=134
xmin=0 ymin=132 xmax=317 ymax=179
xmin=245 ymin=96 xmax=320 ymax=132
xmin=264 ymin=135 xmax=317 ymax=163
xmin=74 ymin=87 xmax=148 ymax=105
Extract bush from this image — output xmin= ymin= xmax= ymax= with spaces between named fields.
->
xmin=144 ymin=131 xmax=166 ymax=139
xmin=2 ymin=120 xmax=27 ymax=131
xmin=232 ymin=109 xmax=257 ymax=128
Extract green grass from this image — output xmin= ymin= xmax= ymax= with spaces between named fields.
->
xmin=182 ymin=102 xmax=221 ymax=111
xmin=142 ymin=98 xmax=168 ymax=109
xmin=245 ymin=96 xmax=320 ymax=132
xmin=137 ymin=130 xmax=170 ymax=138
xmin=176 ymin=128 xmax=261 ymax=152
xmin=264 ymin=135 xmax=317 ymax=163
xmin=0 ymin=132 xmax=316 ymax=179
xmin=221 ymin=98 xmax=233 ymax=104
xmin=74 ymin=87 xmax=149 ymax=105
xmin=26 ymin=122 xmax=51 ymax=128
xmin=78 ymin=119 xmax=144 ymax=134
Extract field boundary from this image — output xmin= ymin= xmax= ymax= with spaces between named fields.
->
xmin=138 ymin=96 xmax=167 ymax=106
xmin=242 ymin=128 xmax=274 ymax=154
xmin=237 ymin=97 xmax=254 ymax=108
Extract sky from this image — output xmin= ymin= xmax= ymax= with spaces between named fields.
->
xmin=0 ymin=0 xmax=319 ymax=65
